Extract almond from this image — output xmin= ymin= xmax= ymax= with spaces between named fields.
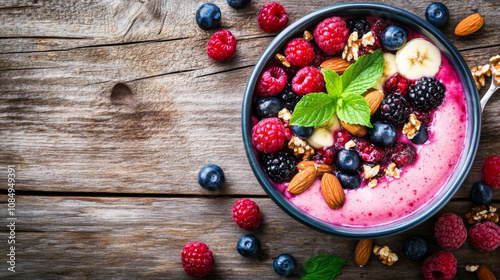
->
xmin=340 ymin=121 xmax=367 ymax=137
xmin=288 ymin=166 xmax=316 ymax=195
xmin=362 ymin=89 xmax=383 ymax=116
xmin=455 ymin=14 xmax=483 ymax=36
xmin=477 ymin=265 xmax=497 ymax=280
xmin=354 ymin=239 xmax=373 ymax=267
xmin=320 ymin=173 xmax=345 ymax=209
xmin=320 ymin=57 xmax=352 ymax=75
xmin=297 ymin=161 xmax=334 ymax=176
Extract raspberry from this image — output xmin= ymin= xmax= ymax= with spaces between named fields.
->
xmin=284 ymin=126 xmax=293 ymax=140
xmin=354 ymin=137 xmax=386 ymax=163
xmin=389 ymin=142 xmax=417 ymax=168
xmin=482 ymin=155 xmax=500 ymax=189
xmin=370 ymin=19 xmax=389 ymax=50
xmin=411 ymin=109 xmax=433 ymax=125
xmin=284 ymin=38 xmax=315 ymax=68
xmin=313 ymin=146 xmax=336 ymax=165
xmin=261 ymin=149 xmax=297 ymax=183
xmin=207 ymin=29 xmax=237 ymax=61
xmin=346 ymin=17 xmax=371 ymax=37
xmin=181 ymin=242 xmax=214 ymax=278
xmin=256 ymin=66 xmax=288 ymax=97
xmin=257 ymin=2 xmax=289 ymax=33
xmin=469 ymin=221 xmax=500 ymax=251
xmin=383 ymin=73 xmax=411 ymax=97
xmin=232 ymin=199 xmax=261 ymax=230
xmin=379 ymin=94 xmax=410 ymax=127
xmin=421 ymin=251 xmax=457 ymax=280
xmin=313 ymin=16 xmax=349 ymax=55
xmin=252 ymin=117 xmax=286 ymax=154
xmin=408 ymin=77 xmax=445 ymax=111
xmin=292 ymin=66 xmax=325 ymax=96
xmin=279 ymin=84 xmax=301 ymax=112
xmin=333 ymin=130 xmax=352 ymax=150
xmin=434 ymin=213 xmax=467 ymax=250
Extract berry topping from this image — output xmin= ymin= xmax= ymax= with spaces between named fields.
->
xmin=237 ymin=235 xmax=260 ymax=258
xmin=469 ymin=221 xmax=500 ymax=251
xmin=232 ymin=199 xmax=262 ymax=230
xmin=354 ymin=137 xmax=386 ymax=163
xmin=284 ymin=38 xmax=315 ymax=68
xmin=346 ymin=17 xmax=371 ymax=37
xmin=256 ymin=66 xmax=288 ymax=97
xmin=207 ymin=29 xmax=237 ymax=61
xmin=379 ymin=94 xmax=410 ymax=127
xmin=404 ymin=236 xmax=429 ymax=261
xmin=408 ymin=77 xmax=445 ymax=111
xmin=333 ymin=130 xmax=352 ymax=150
xmin=421 ymin=251 xmax=457 ymax=280
xmin=434 ymin=213 xmax=467 ymax=250
xmin=254 ymin=97 xmax=284 ymax=119
xmin=257 ymin=2 xmax=289 ymax=33
xmin=181 ymin=242 xmax=214 ymax=278
xmin=313 ymin=146 xmax=336 ymax=165
xmin=252 ymin=117 xmax=286 ymax=154
xmin=313 ymin=16 xmax=349 ymax=55
xmin=335 ymin=149 xmax=361 ymax=174
xmin=425 ymin=3 xmax=449 ymax=28
xmin=273 ymin=253 xmax=297 ymax=277
xmin=382 ymin=73 xmax=411 ymax=97
xmin=470 ymin=181 xmax=493 ymax=205
xmin=369 ymin=121 xmax=397 ymax=148
xmin=196 ymin=3 xmax=221 ymax=30
xmin=198 ymin=164 xmax=225 ymax=191
xmin=381 ymin=25 xmax=407 ymax=51
xmin=412 ymin=110 xmax=433 ymax=125
xmin=261 ymin=149 xmax=297 ymax=183
xmin=369 ymin=19 xmax=389 ymax=50
xmin=312 ymin=44 xmax=329 ymax=67
xmin=389 ymin=142 xmax=417 ymax=168
xmin=292 ymin=125 xmax=314 ymax=140
xmin=411 ymin=124 xmax=429 ymax=144
xmin=482 ymin=154 xmax=500 ymax=189
xmin=337 ymin=171 xmax=362 ymax=189
xmin=292 ymin=66 xmax=325 ymax=96
xmin=227 ymin=0 xmax=251 ymax=10
xmin=279 ymin=84 xmax=301 ymax=111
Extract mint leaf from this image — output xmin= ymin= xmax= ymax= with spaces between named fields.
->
xmin=322 ymin=69 xmax=342 ymax=101
xmin=341 ymin=49 xmax=384 ymax=96
xmin=290 ymin=93 xmax=335 ymax=127
xmin=337 ymin=93 xmax=372 ymax=127
xmin=300 ymin=254 xmax=345 ymax=280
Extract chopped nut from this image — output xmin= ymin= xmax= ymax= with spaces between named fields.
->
xmin=342 ymin=31 xmax=360 ymax=62
xmin=402 ymin=114 xmax=422 ymax=140
xmin=385 ymin=163 xmax=401 ymax=178
xmin=465 ymin=205 xmax=499 ymax=225
xmin=288 ymin=136 xmax=314 ymax=160
xmin=465 ymin=264 xmax=479 ymax=272
xmin=471 ymin=64 xmax=491 ymax=90
xmin=345 ymin=140 xmax=356 ymax=150
xmin=368 ymin=179 xmax=378 ymax=189
xmin=491 ymin=55 xmax=500 ymax=84
xmin=373 ymin=245 xmax=398 ymax=266
xmin=361 ymin=31 xmax=375 ymax=48
xmin=278 ymin=108 xmax=291 ymax=124
xmin=490 ymin=206 xmax=497 ymax=212
xmin=363 ymin=165 xmax=380 ymax=179
xmin=275 ymin=53 xmax=291 ymax=68
xmin=303 ymin=30 xmax=313 ymax=42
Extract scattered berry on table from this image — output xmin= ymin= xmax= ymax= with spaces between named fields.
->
xmin=379 ymin=94 xmax=410 ymax=127
xmin=404 ymin=236 xmax=429 ymax=261
xmin=408 ymin=77 xmax=445 ymax=111
xmin=273 ymin=253 xmax=296 ymax=277
xmin=313 ymin=16 xmax=349 ymax=55
xmin=335 ymin=149 xmax=361 ymax=174
xmin=389 ymin=142 xmax=417 ymax=168
xmin=284 ymin=38 xmax=315 ymax=68
xmin=381 ymin=25 xmax=407 ymax=51
xmin=334 ymin=130 xmax=352 ymax=150
xmin=411 ymin=110 xmax=433 ymax=125
xmin=383 ymin=73 xmax=411 ymax=97
xmin=207 ymin=29 xmax=237 ymax=61
xmin=227 ymin=0 xmax=251 ymax=10
xmin=354 ymin=137 xmax=386 ymax=163
xmin=434 ymin=213 xmax=467 ymax=250
xmin=292 ymin=66 xmax=325 ymax=96
xmin=232 ymin=199 xmax=262 ymax=230
xmin=411 ymin=124 xmax=429 ymax=144
xmin=261 ymin=149 xmax=297 ymax=183
xmin=369 ymin=121 xmax=397 ymax=148
xmin=258 ymin=2 xmax=289 ymax=33
xmin=470 ymin=181 xmax=493 ymax=205
xmin=251 ymin=117 xmax=286 ymax=154
xmin=237 ymin=235 xmax=260 ymax=258
xmin=421 ymin=251 xmax=457 ymax=280
xmin=346 ymin=17 xmax=371 ymax=37
xmin=181 ymin=242 xmax=214 ymax=278
xmin=196 ymin=3 xmax=221 ymax=30
xmin=256 ymin=66 xmax=288 ymax=97
xmin=337 ymin=171 xmax=362 ymax=189
xmin=198 ymin=164 xmax=225 ymax=191
xmin=292 ymin=125 xmax=314 ymax=140
xmin=313 ymin=146 xmax=336 ymax=165
xmin=482 ymin=154 xmax=500 ymax=189
xmin=254 ymin=97 xmax=284 ymax=119
xmin=279 ymin=84 xmax=301 ymax=111
xmin=469 ymin=221 xmax=500 ymax=251
xmin=425 ymin=2 xmax=449 ymax=28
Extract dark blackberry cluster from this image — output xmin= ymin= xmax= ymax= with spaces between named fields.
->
xmin=261 ymin=149 xmax=297 ymax=183
xmin=346 ymin=17 xmax=371 ymax=37
xmin=279 ymin=85 xmax=301 ymax=112
xmin=379 ymin=94 xmax=410 ymax=127
xmin=408 ymin=77 xmax=445 ymax=111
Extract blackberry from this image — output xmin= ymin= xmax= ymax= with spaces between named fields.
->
xmin=261 ymin=149 xmax=297 ymax=183
xmin=408 ymin=77 xmax=445 ymax=111
xmin=279 ymin=84 xmax=301 ymax=112
xmin=346 ymin=17 xmax=371 ymax=37
xmin=379 ymin=94 xmax=410 ymax=127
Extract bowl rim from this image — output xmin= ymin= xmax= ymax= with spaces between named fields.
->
xmin=242 ymin=2 xmax=480 ymax=238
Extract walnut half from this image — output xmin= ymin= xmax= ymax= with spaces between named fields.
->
xmin=342 ymin=31 xmax=360 ymax=62
xmin=373 ymin=245 xmax=398 ymax=266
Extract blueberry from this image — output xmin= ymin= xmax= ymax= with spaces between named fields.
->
xmin=198 ymin=164 xmax=225 ymax=191
xmin=471 ymin=181 xmax=493 ymax=205
xmin=335 ymin=149 xmax=361 ymax=174
xmin=227 ymin=0 xmax=251 ymax=9
xmin=369 ymin=121 xmax=397 ymax=148
xmin=292 ymin=126 xmax=314 ymax=140
xmin=254 ymin=97 xmax=284 ymax=120
xmin=336 ymin=172 xmax=362 ymax=189
xmin=404 ymin=236 xmax=429 ymax=261
xmin=237 ymin=235 xmax=260 ymax=258
xmin=196 ymin=3 xmax=221 ymax=30
xmin=425 ymin=2 xmax=449 ymax=28
xmin=381 ymin=25 xmax=407 ymax=51
xmin=411 ymin=124 xmax=429 ymax=144
xmin=273 ymin=253 xmax=296 ymax=277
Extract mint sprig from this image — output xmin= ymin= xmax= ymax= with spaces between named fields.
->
xmin=300 ymin=254 xmax=345 ymax=280
xmin=290 ymin=49 xmax=384 ymax=128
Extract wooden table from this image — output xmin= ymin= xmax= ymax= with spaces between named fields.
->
xmin=0 ymin=0 xmax=499 ymax=279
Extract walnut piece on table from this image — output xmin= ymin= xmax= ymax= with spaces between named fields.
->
xmin=373 ymin=245 xmax=398 ymax=266
xmin=465 ymin=205 xmax=499 ymax=225
xmin=471 ymin=64 xmax=491 ymax=90
xmin=490 ymin=55 xmax=500 ymax=84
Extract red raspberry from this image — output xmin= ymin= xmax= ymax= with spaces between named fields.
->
xmin=252 ymin=117 xmax=286 ymax=154
xmin=257 ymin=2 xmax=289 ymax=33
xmin=284 ymin=126 xmax=293 ymax=140
xmin=434 ymin=213 xmax=467 ymax=250
xmin=482 ymin=155 xmax=500 ymax=189
xmin=333 ymin=130 xmax=352 ymax=150
xmin=469 ymin=221 xmax=500 ymax=251
xmin=370 ymin=19 xmax=389 ymax=50
xmin=284 ymin=38 xmax=315 ymax=68
xmin=232 ymin=199 xmax=261 ymax=230
xmin=383 ymin=73 xmax=411 ymax=97
xmin=313 ymin=146 xmax=336 ymax=165
xmin=411 ymin=109 xmax=433 ymax=125
xmin=389 ymin=142 xmax=417 ymax=168
xmin=256 ymin=66 xmax=288 ymax=97
xmin=207 ymin=29 xmax=237 ymax=61
xmin=354 ymin=137 xmax=386 ymax=163
xmin=421 ymin=251 xmax=457 ymax=280
xmin=313 ymin=17 xmax=349 ymax=55
xmin=292 ymin=66 xmax=325 ymax=96
xmin=181 ymin=242 xmax=214 ymax=278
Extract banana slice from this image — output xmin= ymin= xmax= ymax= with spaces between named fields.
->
xmin=396 ymin=38 xmax=441 ymax=80
xmin=323 ymin=114 xmax=341 ymax=132
xmin=374 ymin=53 xmax=398 ymax=90
xmin=306 ymin=115 xmax=340 ymax=149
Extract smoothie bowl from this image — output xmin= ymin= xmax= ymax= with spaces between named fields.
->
xmin=242 ymin=3 xmax=480 ymax=238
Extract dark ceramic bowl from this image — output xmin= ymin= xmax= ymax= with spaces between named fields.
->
xmin=242 ymin=3 xmax=480 ymax=238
